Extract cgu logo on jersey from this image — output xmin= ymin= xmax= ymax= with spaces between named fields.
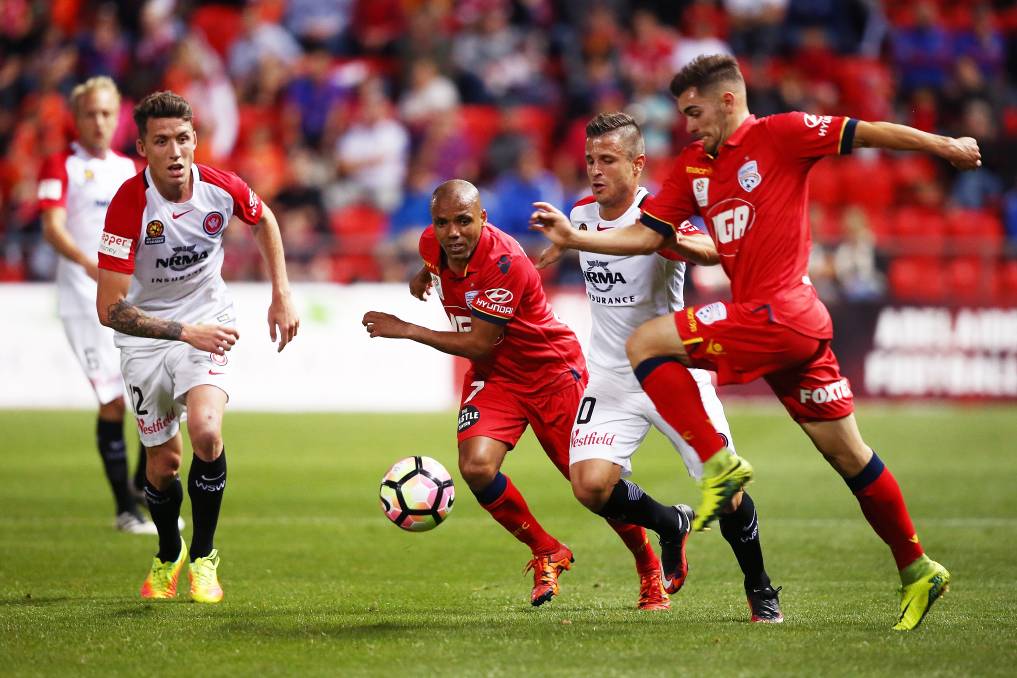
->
xmin=156 ymin=245 xmax=209 ymax=271
xmin=585 ymin=260 xmax=626 ymax=292
xmin=707 ymin=198 xmax=756 ymax=246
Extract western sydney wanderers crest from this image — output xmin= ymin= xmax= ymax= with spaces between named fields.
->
xmin=738 ymin=160 xmax=762 ymax=192
xmin=693 ymin=177 xmax=710 ymax=207
xmin=202 ymin=211 xmax=226 ymax=236
xmin=145 ymin=219 xmax=165 ymax=245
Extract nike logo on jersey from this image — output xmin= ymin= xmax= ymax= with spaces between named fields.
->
xmin=208 ymin=370 xmax=225 ymax=375
xmin=596 ymin=224 xmax=613 ymax=231
xmin=172 ymin=209 xmax=193 ymax=219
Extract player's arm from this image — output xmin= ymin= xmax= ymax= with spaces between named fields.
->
xmin=362 ymin=310 xmax=502 ymax=362
xmin=41 ymin=207 xmax=100 ymax=281
xmin=530 ymin=201 xmax=665 ymax=255
xmin=853 ymin=121 xmax=981 ymax=169
xmin=251 ymin=203 xmax=299 ymax=352
xmin=660 ymin=230 xmax=719 ymax=266
xmin=96 ymin=269 xmax=239 ymax=354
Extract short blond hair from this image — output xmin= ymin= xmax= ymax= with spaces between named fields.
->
xmin=70 ymin=76 xmax=121 ymax=115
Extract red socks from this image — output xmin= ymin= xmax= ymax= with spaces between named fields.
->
xmin=635 ymin=357 xmax=726 ymax=462
xmin=847 ymin=453 xmax=924 ymax=570
xmin=607 ymin=519 xmax=660 ymax=575
xmin=476 ymin=473 xmax=559 ymax=556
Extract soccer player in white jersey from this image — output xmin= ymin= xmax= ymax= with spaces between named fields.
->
xmin=540 ymin=112 xmax=781 ymax=621
xmin=96 ymin=91 xmax=299 ymax=603
xmin=38 ymin=77 xmax=155 ymax=534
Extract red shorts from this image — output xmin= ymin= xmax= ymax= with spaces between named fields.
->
xmin=456 ymin=373 xmax=587 ymax=478
xmin=674 ymin=301 xmax=854 ymax=423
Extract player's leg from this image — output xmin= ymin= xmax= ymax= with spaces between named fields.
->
xmin=800 ymin=415 xmax=949 ymax=631
xmin=63 ymin=315 xmax=151 ymax=531
xmin=457 ymin=381 xmax=571 ymax=605
xmin=132 ymin=441 xmax=148 ymax=501
xmin=531 ymin=376 xmax=669 ymax=608
xmin=140 ymin=432 xmax=188 ymax=599
xmin=681 ymin=369 xmax=782 ymax=621
xmin=626 ymin=309 xmax=750 ymax=531
xmin=769 ymin=344 xmax=948 ymax=630
xmin=183 ymin=384 xmax=228 ymax=604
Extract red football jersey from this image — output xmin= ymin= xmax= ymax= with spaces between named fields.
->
xmin=419 ymin=223 xmax=586 ymax=394
xmin=640 ymin=112 xmax=857 ymax=338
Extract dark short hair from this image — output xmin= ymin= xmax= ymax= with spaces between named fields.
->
xmin=133 ymin=91 xmax=192 ymax=138
xmin=669 ymin=54 xmax=743 ymax=98
xmin=586 ymin=112 xmax=645 ymax=159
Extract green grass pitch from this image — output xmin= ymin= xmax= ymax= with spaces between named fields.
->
xmin=2 ymin=405 xmax=1015 ymax=676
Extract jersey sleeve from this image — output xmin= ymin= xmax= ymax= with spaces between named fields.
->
xmin=469 ymin=252 xmax=528 ymax=326
xmin=37 ymin=154 xmax=69 ymax=209
xmin=639 ymin=157 xmax=698 ymax=238
xmin=418 ymin=225 xmax=440 ymax=273
xmin=657 ymin=216 xmax=707 ymax=261
xmin=196 ymin=164 xmax=263 ymax=225
xmin=98 ymin=175 xmax=146 ymax=274
xmin=765 ymin=112 xmax=857 ymax=159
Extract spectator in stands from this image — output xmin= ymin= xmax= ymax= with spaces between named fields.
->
xmin=284 ymin=44 xmax=353 ymax=149
xmin=723 ymin=0 xmax=787 ymax=58
xmin=951 ymin=100 xmax=1004 ymax=210
xmin=285 ymin=0 xmax=353 ymax=54
xmin=333 ymin=79 xmax=409 ymax=212
xmin=834 ymin=206 xmax=884 ymax=301
xmin=228 ymin=4 xmax=302 ymax=82
xmin=488 ymin=145 xmax=563 ymax=252
xmin=77 ymin=4 xmax=130 ymax=79
xmin=671 ymin=1 xmax=732 ymax=72
xmin=893 ymin=1 xmax=952 ymax=95
xmin=398 ymin=58 xmax=460 ymax=133
xmin=376 ymin=164 xmax=437 ymax=282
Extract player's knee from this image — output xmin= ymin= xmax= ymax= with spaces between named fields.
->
xmin=570 ymin=475 xmax=610 ymax=512
xmin=148 ymin=449 xmax=180 ymax=484
xmin=625 ymin=327 xmax=652 ymax=367
xmin=99 ymin=397 xmax=125 ymax=420
xmin=458 ymin=457 xmax=498 ymax=490
xmin=188 ymin=426 xmax=223 ymax=461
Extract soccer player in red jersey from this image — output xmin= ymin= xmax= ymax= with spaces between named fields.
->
xmin=97 ymin=91 xmax=299 ymax=603
xmin=363 ymin=180 xmax=669 ymax=609
xmin=531 ymin=55 xmax=981 ymax=630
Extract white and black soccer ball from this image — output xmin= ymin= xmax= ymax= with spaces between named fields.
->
xmin=379 ymin=456 xmax=455 ymax=531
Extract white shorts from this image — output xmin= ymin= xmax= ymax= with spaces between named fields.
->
xmin=569 ymin=366 xmax=734 ymax=479
xmin=120 ymin=341 xmax=233 ymax=447
xmin=61 ymin=314 xmax=124 ymax=405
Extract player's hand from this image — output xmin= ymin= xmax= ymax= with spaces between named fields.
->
xmin=536 ymin=243 xmax=564 ymax=269
xmin=529 ymin=202 xmax=574 ymax=248
xmin=181 ymin=323 xmax=240 ymax=355
xmin=362 ymin=311 xmax=412 ymax=339
xmin=943 ymin=136 xmax=981 ymax=170
xmin=409 ymin=267 xmax=433 ymax=301
xmin=268 ymin=291 xmax=299 ymax=352
xmin=83 ymin=260 xmax=100 ymax=282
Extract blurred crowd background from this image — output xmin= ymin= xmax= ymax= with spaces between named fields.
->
xmin=1 ymin=0 xmax=1016 ymax=305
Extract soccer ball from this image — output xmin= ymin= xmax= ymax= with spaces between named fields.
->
xmin=379 ymin=456 xmax=455 ymax=531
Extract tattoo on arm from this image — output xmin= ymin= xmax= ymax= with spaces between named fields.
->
xmin=106 ymin=299 xmax=183 ymax=340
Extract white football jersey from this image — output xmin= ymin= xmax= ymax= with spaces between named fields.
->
xmin=570 ymin=188 xmax=688 ymax=384
xmin=97 ymin=163 xmax=263 ymax=348
xmin=37 ymin=142 xmax=137 ymax=316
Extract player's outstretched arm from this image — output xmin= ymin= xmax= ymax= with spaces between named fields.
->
xmin=530 ymin=201 xmax=664 ymax=255
xmin=854 ymin=121 xmax=981 ymax=170
xmin=96 ymin=269 xmax=239 ymax=354
xmin=41 ymin=207 xmax=99 ymax=281
xmin=661 ymin=230 xmax=719 ymax=266
xmin=409 ymin=265 xmax=433 ymax=300
xmin=363 ymin=310 xmax=502 ymax=361
xmin=251 ymin=203 xmax=299 ymax=352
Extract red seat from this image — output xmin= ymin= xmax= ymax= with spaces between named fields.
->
xmin=457 ymin=105 xmax=501 ymax=161
xmin=514 ymin=105 xmax=556 ymax=161
xmin=996 ymin=260 xmax=1017 ymax=305
xmin=946 ymin=208 xmax=1004 ymax=256
xmin=840 ymin=155 xmax=895 ymax=210
xmin=329 ymin=203 xmax=388 ymax=283
xmin=944 ymin=256 xmax=993 ymax=304
xmin=191 ymin=5 xmax=244 ymax=59
xmin=888 ymin=256 xmax=945 ymax=302
xmin=890 ymin=206 xmax=946 ymax=255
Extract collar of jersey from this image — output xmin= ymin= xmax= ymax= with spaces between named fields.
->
xmin=719 ymin=114 xmax=758 ymax=150
xmin=443 ymin=224 xmax=493 ymax=279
